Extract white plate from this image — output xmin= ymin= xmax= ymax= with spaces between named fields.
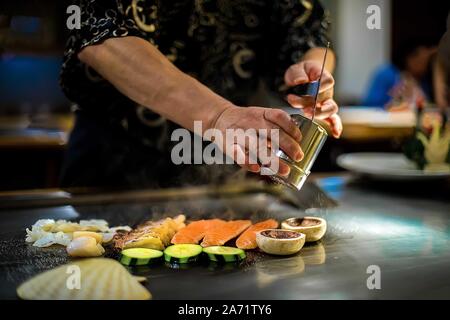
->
xmin=338 ymin=107 xmax=416 ymax=128
xmin=337 ymin=153 xmax=450 ymax=181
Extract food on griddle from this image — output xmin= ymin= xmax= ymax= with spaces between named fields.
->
xmin=201 ymin=220 xmax=251 ymax=247
xmin=73 ymin=231 xmax=103 ymax=243
xmin=119 ymin=248 xmax=163 ymax=266
xmin=236 ymin=219 xmax=279 ymax=250
xmin=203 ymin=246 xmax=246 ymax=263
xmin=25 ymin=219 xmax=131 ymax=248
xmin=256 ymin=229 xmax=305 ymax=256
xmin=29 ymin=231 xmax=72 ymax=247
xmin=114 ymin=215 xmax=186 ymax=251
xmin=16 ymin=258 xmax=151 ymax=300
xmin=164 ymin=244 xmax=203 ymax=264
xmin=66 ymin=236 xmax=105 ymax=257
xmin=281 ymin=217 xmax=327 ymax=242
xmin=171 ymin=219 xmax=226 ymax=244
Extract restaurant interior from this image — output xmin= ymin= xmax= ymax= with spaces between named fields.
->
xmin=0 ymin=0 xmax=449 ymax=300
xmin=0 ymin=0 xmax=448 ymax=190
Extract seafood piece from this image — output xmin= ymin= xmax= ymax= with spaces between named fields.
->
xmin=17 ymin=258 xmax=151 ymax=300
xmin=171 ymin=219 xmax=226 ymax=244
xmin=114 ymin=215 xmax=186 ymax=251
xmin=73 ymin=231 xmax=103 ymax=243
xmin=25 ymin=219 xmax=131 ymax=248
xmin=236 ymin=219 xmax=279 ymax=250
xmin=66 ymin=237 xmax=105 ymax=257
xmin=29 ymin=231 xmax=71 ymax=247
xmin=201 ymin=220 xmax=251 ymax=247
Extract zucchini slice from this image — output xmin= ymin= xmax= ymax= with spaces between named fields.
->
xmin=119 ymin=248 xmax=163 ymax=266
xmin=164 ymin=244 xmax=203 ymax=264
xmin=203 ymin=246 xmax=246 ymax=263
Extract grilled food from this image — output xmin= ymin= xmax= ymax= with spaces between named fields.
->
xmin=119 ymin=248 xmax=163 ymax=266
xmin=164 ymin=244 xmax=203 ymax=264
xmin=171 ymin=219 xmax=226 ymax=244
xmin=256 ymin=229 xmax=306 ymax=256
xmin=236 ymin=219 xmax=279 ymax=250
xmin=66 ymin=236 xmax=105 ymax=257
xmin=203 ymin=246 xmax=246 ymax=263
xmin=114 ymin=215 xmax=186 ymax=251
xmin=201 ymin=220 xmax=251 ymax=247
xmin=25 ymin=219 xmax=131 ymax=248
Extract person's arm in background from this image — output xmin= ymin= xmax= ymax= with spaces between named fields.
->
xmin=436 ymin=13 xmax=450 ymax=110
xmin=432 ymin=56 xmax=448 ymax=110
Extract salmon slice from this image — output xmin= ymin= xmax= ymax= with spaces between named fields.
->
xmin=171 ymin=219 xmax=226 ymax=244
xmin=236 ymin=219 xmax=279 ymax=250
xmin=201 ymin=220 xmax=251 ymax=247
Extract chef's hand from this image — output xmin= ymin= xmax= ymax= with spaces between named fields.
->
xmin=284 ymin=60 xmax=343 ymax=138
xmin=212 ymin=105 xmax=303 ymax=176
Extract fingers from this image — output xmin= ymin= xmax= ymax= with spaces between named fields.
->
xmin=285 ymin=61 xmax=334 ymax=86
xmin=303 ymin=61 xmax=323 ymax=81
xmin=229 ymin=143 xmax=291 ymax=177
xmin=287 ymin=94 xmax=315 ymax=110
xmin=263 ymin=108 xmax=301 ymax=142
xmin=324 ymin=114 xmax=343 ymax=138
xmin=261 ymin=157 xmax=291 ymax=177
xmin=284 ymin=64 xmax=309 ymax=86
xmin=229 ymin=144 xmax=261 ymax=173
xmin=279 ymin=130 xmax=303 ymax=161
xmin=303 ymin=99 xmax=339 ymax=119
xmin=284 ymin=61 xmax=335 ymax=111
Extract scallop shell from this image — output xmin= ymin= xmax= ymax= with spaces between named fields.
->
xmin=17 ymin=258 xmax=151 ymax=300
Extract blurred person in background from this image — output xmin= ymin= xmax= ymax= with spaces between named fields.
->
xmin=435 ymin=13 xmax=450 ymax=111
xmin=362 ymin=38 xmax=440 ymax=110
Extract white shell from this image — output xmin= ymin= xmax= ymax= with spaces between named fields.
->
xmin=17 ymin=258 xmax=151 ymax=300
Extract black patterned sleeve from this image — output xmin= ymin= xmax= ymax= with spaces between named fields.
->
xmin=68 ymin=0 xmax=152 ymax=58
xmin=265 ymin=0 xmax=331 ymax=92
xmin=61 ymin=0 xmax=157 ymax=107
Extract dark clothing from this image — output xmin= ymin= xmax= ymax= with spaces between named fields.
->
xmin=60 ymin=0 xmax=330 ymax=188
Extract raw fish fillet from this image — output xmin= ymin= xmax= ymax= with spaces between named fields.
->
xmin=201 ymin=220 xmax=251 ymax=247
xmin=236 ymin=219 xmax=279 ymax=250
xmin=171 ymin=219 xmax=226 ymax=244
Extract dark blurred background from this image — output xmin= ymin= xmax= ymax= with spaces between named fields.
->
xmin=0 ymin=0 xmax=448 ymax=191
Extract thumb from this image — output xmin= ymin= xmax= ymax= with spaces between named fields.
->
xmin=284 ymin=64 xmax=309 ymax=86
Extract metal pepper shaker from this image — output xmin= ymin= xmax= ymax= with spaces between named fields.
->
xmin=270 ymin=43 xmax=330 ymax=190
xmin=270 ymin=114 xmax=328 ymax=190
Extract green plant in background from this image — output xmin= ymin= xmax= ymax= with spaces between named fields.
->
xmin=405 ymin=120 xmax=450 ymax=172
xmin=404 ymin=134 xmax=426 ymax=170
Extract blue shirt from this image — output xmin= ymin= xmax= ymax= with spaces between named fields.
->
xmin=363 ymin=64 xmax=401 ymax=107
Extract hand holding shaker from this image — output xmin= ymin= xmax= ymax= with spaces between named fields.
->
xmin=270 ymin=44 xmax=330 ymax=190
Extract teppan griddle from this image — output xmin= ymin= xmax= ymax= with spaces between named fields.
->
xmin=1 ymin=179 xmax=449 ymax=300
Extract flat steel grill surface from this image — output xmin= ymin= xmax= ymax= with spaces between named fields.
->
xmin=1 ymin=180 xmax=450 ymax=299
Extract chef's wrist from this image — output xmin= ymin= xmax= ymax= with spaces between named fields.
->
xmin=206 ymin=101 xmax=237 ymax=134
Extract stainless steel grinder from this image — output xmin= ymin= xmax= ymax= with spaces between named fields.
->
xmin=269 ymin=43 xmax=330 ymax=190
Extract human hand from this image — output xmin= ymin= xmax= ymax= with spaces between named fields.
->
xmin=284 ymin=60 xmax=342 ymax=138
xmin=211 ymin=106 xmax=303 ymax=176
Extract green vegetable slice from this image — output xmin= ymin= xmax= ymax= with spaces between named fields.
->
xmin=203 ymin=246 xmax=246 ymax=263
xmin=119 ymin=248 xmax=163 ymax=266
xmin=164 ymin=244 xmax=203 ymax=264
